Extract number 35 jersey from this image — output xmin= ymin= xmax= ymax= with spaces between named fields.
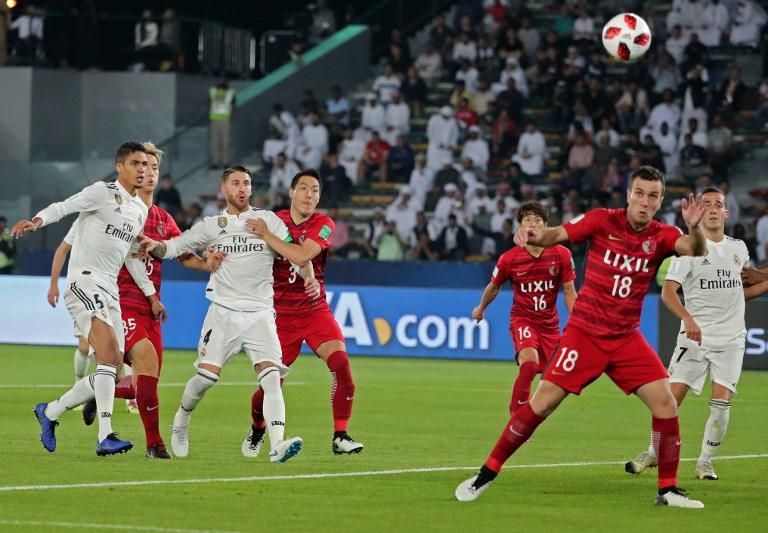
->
xmin=273 ymin=210 xmax=334 ymax=316
xmin=161 ymin=208 xmax=291 ymax=312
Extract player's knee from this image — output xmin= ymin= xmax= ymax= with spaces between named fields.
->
xmin=654 ymin=391 xmax=678 ymax=418
xmin=257 ymin=365 xmax=281 ymax=393
xmin=190 ymin=367 xmax=218 ymax=398
xmin=77 ymin=337 xmax=89 ymax=353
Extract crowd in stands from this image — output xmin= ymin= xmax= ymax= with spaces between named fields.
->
xmin=258 ymin=0 xmax=768 ymax=264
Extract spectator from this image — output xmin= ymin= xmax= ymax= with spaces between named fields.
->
xmin=261 ymin=129 xmax=287 ymax=168
xmin=708 ymin=114 xmax=733 ymax=176
xmin=718 ymin=180 xmax=740 ymax=233
xmin=567 ymin=132 xmax=594 ymax=178
xmin=319 ymin=153 xmax=351 ymax=205
xmin=376 ymin=220 xmax=406 ymax=261
xmin=408 ymin=154 xmax=434 ymax=210
xmin=455 ymin=97 xmax=479 ymax=131
xmin=158 ymin=8 xmax=179 ymax=70
xmin=498 ymin=57 xmax=529 ymax=98
xmin=615 ymin=80 xmax=649 ymax=133
xmin=415 ymin=41 xmax=443 ymax=88
xmin=518 ymin=16 xmax=541 ymax=59
xmin=449 ymin=80 xmax=473 ymax=109
xmin=0 ymin=216 xmax=15 ymax=274
xmin=467 ymin=183 xmax=494 ymax=218
xmin=327 ymin=206 xmax=350 ymax=256
xmin=755 ymin=204 xmax=768 ymax=263
xmin=455 ymin=59 xmax=480 ymax=94
xmin=326 ymin=85 xmax=351 ymax=128
xmin=383 ymin=92 xmax=410 ymax=145
xmin=360 ymin=94 xmax=385 ymax=136
xmin=410 ymin=210 xmax=438 ymax=247
xmin=338 ymin=128 xmax=365 ymax=184
xmin=495 ymin=78 xmax=525 ymax=122
xmin=491 ymin=218 xmax=516 ymax=258
xmin=385 ymin=187 xmax=418 ymax=241
xmin=490 ymin=108 xmax=519 ymax=156
xmin=638 ymin=134 xmax=665 ymax=171
xmin=472 ymin=79 xmax=495 ymax=116
xmin=386 ymin=135 xmax=415 ymax=183
xmin=665 ymin=25 xmax=687 ymax=65
xmin=512 ymin=121 xmax=546 ymax=177
xmin=462 ymin=125 xmax=490 ymax=171
xmin=357 ymin=131 xmax=390 ymax=183
xmin=366 ymin=208 xmax=387 ymax=253
xmin=385 ymin=43 xmax=410 ymax=76
xmin=650 ymin=51 xmax=681 ymax=99
xmin=572 ymin=6 xmax=595 ymax=42
xmin=484 ymin=0 xmax=508 ymax=33
xmin=310 ymin=0 xmax=336 ymax=43
xmin=433 ymin=182 xmax=462 ymax=230
xmin=426 ymin=106 xmax=459 ymax=170
xmin=270 ymin=152 xmax=300 ymax=198
xmin=699 ymin=0 xmax=729 ymax=47
xmin=155 ymin=174 xmax=182 ymax=216
xmin=490 ymin=197 xmax=511 ymax=233
xmin=679 ymin=117 xmax=707 ymax=149
xmin=372 ymin=64 xmax=401 ymax=106
xmin=132 ymin=9 xmax=158 ymax=71
xmin=10 ymin=5 xmax=43 ymax=66
xmin=717 ymin=65 xmax=746 ymax=113
xmin=595 ymin=118 xmax=620 ymax=148
xmin=208 ymin=80 xmax=235 ymax=169
xmin=452 ymin=32 xmax=478 ymax=67
xmin=401 ymin=66 xmax=429 ymax=119
xmin=429 ymin=14 xmax=453 ymax=54
xmin=729 ymin=0 xmax=767 ymax=48
xmin=298 ymin=112 xmax=329 ymax=169
xmin=679 ymin=133 xmax=711 ymax=181
xmin=436 ymin=214 xmax=469 ymax=261
xmin=654 ymin=122 xmax=679 ymax=176
xmin=408 ymin=231 xmax=439 ymax=261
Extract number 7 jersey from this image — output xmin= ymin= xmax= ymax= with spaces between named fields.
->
xmin=563 ymin=208 xmax=681 ymax=337
xmin=273 ymin=210 xmax=334 ymax=316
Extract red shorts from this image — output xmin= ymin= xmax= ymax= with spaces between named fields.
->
xmin=542 ymin=325 xmax=667 ymax=395
xmin=510 ymin=319 xmax=560 ymax=372
xmin=122 ymin=310 xmax=163 ymax=367
xmin=276 ymin=307 xmax=345 ymax=367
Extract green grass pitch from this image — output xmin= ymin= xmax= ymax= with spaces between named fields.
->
xmin=0 ymin=344 xmax=766 ymax=532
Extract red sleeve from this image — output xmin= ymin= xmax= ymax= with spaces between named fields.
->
xmin=563 ymin=209 xmax=606 ymax=245
xmin=560 ymin=246 xmax=576 ymax=284
xmin=307 ymin=215 xmax=334 ymax=250
xmin=660 ymin=224 xmax=684 ymax=257
xmin=490 ymin=254 xmax=510 ymax=286
xmin=165 ymin=210 xmax=182 ymax=239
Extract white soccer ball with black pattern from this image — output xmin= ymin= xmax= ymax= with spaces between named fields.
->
xmin=602 ymin=13 xmax=652 ymax=62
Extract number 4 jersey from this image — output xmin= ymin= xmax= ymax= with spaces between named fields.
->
xmin=491 ymin=244 xmax=576 ymax=330
xmin=273 ymin=210 xmax=334 ymax=316
xmin=563 ymin=208 xmax=681 ymax=338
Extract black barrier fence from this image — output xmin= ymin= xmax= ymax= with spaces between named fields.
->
xmin=658 ymin=298 xmax=768 ymax=371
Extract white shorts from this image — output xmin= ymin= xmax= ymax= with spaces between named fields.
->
xmin=195 ymin=303 xmax=288 ymax=376
xmin=63 ymin=280 xmax=124 ymax=353
xmin=667 ymin=337 xmax=744 ymax=395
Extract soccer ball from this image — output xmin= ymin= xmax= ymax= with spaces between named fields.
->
xmin=602 ymin=13 xmax=652 ymax=62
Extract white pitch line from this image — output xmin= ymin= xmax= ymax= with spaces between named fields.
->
xmin=0 ymin=520 xmax=242 ymax=533
xmin=0 ymin=453 xmax=765 ymax=493
xmin=0 ymin=382 xmax=306 ymax=389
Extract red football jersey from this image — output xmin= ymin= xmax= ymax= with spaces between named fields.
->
xmin=563 ymin=208 xmax=681 ymax=337
xmin=491 ymin=244 xmax=576 ymax=329
xmin=273 ymin=210 xmax=334 ymax=315
xmin=118 ymin=204 xmax=181 ymax=316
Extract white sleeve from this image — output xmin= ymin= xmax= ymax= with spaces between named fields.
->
xmin=124 ymin=256 xmax=155 ymax=297
xmin=35 ymin=182 xmax=109 ymax=228
xmin=63 ymin=219 xmax=79 ymax=245
xmin=267 ymin=213 xmax=292 ymax=243
xmin=665 ymin=255 xmax=692 ymax=285
xmin=163 ymin=218 xmax=211 ymax=259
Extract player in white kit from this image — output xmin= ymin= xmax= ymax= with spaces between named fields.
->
xmin=140 ymin=166 xmax=316 ymax=463
xmin=12 ymin=141 xmax=149 ymax=456
xmin=625 ymin=187 xmax=768 ymax=480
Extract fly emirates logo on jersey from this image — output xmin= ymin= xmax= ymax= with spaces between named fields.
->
xmin=213 ymin=235 xmax=265 ymax=254
xmin=104 ymin=221 xmax=136 ymax=243
xmin=325 ymin=290 xmax=490 ymax=353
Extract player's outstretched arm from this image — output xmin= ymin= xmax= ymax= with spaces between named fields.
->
xmin=177 ymin=248 xmax=227 ymax=272
xmin=661 ymin=279 xmax=701 ymax=345
xmin=742 ymin=265 xmax=768 ymax=286
xmin=562 ymin=281 xmax=577 ymax=313
xmin=744 ymin=278 xmax=768 ymax=301
xmin=246 ymin=217 xmax=316 ymax=267
xmin=674 ymin=193 xmax=707 ymax=257
xmin=48 ymin=240 xmax=72 ymax=307
xmin=472 ymin=282 xmax=501 ymax=322
xmin=514 ymin=224 xmax=569 ymax=248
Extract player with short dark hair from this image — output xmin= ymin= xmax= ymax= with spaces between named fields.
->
xmin=242 ymin=169 xmax=364 ymax=457
xmin=456 ymin=166 xmax=709 ymax=509
xmin=472 ymin=201 xmax=577 ymax=414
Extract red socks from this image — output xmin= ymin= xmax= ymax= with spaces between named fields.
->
xmin=114 ymin=375 xmax=135 ymax=399
xmin=510 ymin=361 xmax=538 ymax=414
xmin=136 ymin=375 xmax=162 ymax=448
xmin=653 ymin=416 xmax=681 ymax=489
xmin=485 ymin=403 xmax=546 ymax=472
xmin=326 ymin=351 xmax=355 ymax=432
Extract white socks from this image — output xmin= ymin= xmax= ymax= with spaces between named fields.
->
xmin=94 ymin=364 xmax=117 ymax=441
xmin=258 ymin=366 xmax=286 ymax=449
xmin=73 ymin=348 xmax=91 ymax=381
xmin=699 ymin=399 xmax=730 ymax=463
xmin=45 ymin=375 xmax=96 ymax=420
xmin=174 ymin=368 xmax=218 ymax=427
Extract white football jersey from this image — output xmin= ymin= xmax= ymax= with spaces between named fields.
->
xmin=665 ymin=236 xmax=749 ymax=350
xmin=162 ymin=208 xmax=290 ymax=312
xmin=36 ymin=180 xmax=147 ymax=298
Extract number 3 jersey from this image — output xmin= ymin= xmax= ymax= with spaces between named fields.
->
xmin=665 ymin=236 xmax=749 ymax=350
xmin=161 ymin=208 xmax=291 ymax=312
xmin=491 ymin=244 xmax=576 ymax=330
xmin=117 ymin=204 xmax=181 ymax=316
xmin=272 ymin=210 xmax=334 ymax=316
xmin=564 ymin=208 xmax=681 ymax=338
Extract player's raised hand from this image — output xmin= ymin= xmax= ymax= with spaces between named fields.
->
xmin=245 ymin=218 xmax=269 ymax=238
xmin=136 ymin=235 xmax=159 ymax=258
xmin=304 ymin=277 xmax=321 ymax=299
xmin=204 ymin=246 xmax=227 ymax=272
xmin=514 ymin=224 xmax=540 ymax=247
xmin=11 ymin=218 xmax=41 ymax=239
xmin=683 ymin=316 xmax=701 ymax=345
xmin=471 ymin=305 xmax=484 ymax=323
xmin=680 ymin=193 xmax=705 ymax=228
xmin=47 ymin=284 xmax=60 ymax=307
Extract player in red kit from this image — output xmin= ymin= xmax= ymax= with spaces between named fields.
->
xmin=242 ymin=169 xmax=364 ymax=457
xmin=456 ymin=166 xmax=708 ymax=508
xmin=472 ymin=201 xmax=577 ymax=414
xmin=84 ymin=143 xmax=222 ymax=459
